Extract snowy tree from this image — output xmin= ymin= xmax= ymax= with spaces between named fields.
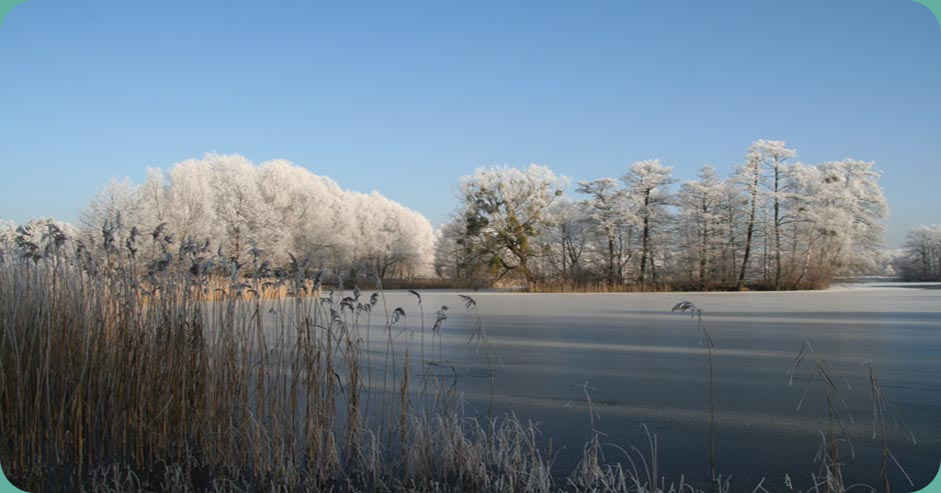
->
xmin=433 ymin=215 xmax=482 ymax=281
xmin=895 ymin=225 xmax=941 ymax=281
xmin=734 ymin=149 xmax=761 ymax=288
xmin=576 ymin=178 xmax=635 ymax=285
xmin=814 ymin=159 xmax=888 ymax=275
xmin=536 ymin=198 xmax=593 ymax=284
xmin=204 ymin=154 xmax=278 ymax=266
xmin=164 ymin=158 xmax=218 ymax=258
xmin=457 ymin=165 xmax=567 ymax=288
xmin=349 ymin=192 xmax=435 ymax=279
xmin=732 ymin=140 xmax=797 ymax=289
xmin=715 ymin=179 xmax=747 ymax=285
xmin=750 ymin=140 xmax=797 ymax=288
xmin=139 ymin=168 xmax=170 ymax=231
xmin=676 ymin=166 xmax=724 ymax=289
xmin=775 ymin=162 xmax=821 ymax=287
xmin=77 ymin=154 xmax=437 ymax=280
xmin=621 ymin=160 xmax=675 ymax=285
xmin=79 ymin=178 xmax=148 ymax=263
xmin=772 ymin=159 xmax=888 ymax=286
xmin=256 ymin=159 xmax=351 ymax=266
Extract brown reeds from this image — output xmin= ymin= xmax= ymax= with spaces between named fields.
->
xmin=0 ymin=225 xmax=920 ymax=492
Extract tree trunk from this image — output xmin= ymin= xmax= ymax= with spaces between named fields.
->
xmin=763 ymin=223 xmax=769 ymax=282
xmin=607 ymin=233 xmax=616 ymax=286
xmin=773 ymin=165 xmax=782 ymax=290
xmin=788 ymin=221 xmax=799 ymax=283
xmin=700 ymin=199 xmax=708 ymax=291
xmin=639 ymin=191 xmax=651 ymax=286
xmin=922 ymin=247 xmax=930 ymax=280
xmin=519 ymin=256 xmax=534 ymax=291
xmin=231 ymin=226 xmax=242 ymax=266
xmin=727 ymin=203 xmax=736 ymax=285
xmin=737 ymin=164 xmax=759 ymax=290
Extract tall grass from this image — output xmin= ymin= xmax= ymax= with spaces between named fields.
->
xmin=0 ymin=225 xmax=920 ymax=492
xmin=0 ymin=228 xmax=720 ymax=493
xmin=671 ymin=301 xmax=718 ymax=492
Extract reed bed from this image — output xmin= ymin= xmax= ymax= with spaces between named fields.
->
xmin=0 ymin=235 xmax=717 ymax=493
xmin=0 ymin=227 xmax=918 ymax=492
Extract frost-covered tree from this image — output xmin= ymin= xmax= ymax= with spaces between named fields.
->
xmin=732 ymin=140 xmax=796 ymax=289
xmin=894 ymin=225 xmax=941 ymax=281
xmin=77 ymin=154 xmax=437 ymax=280
xmin=776 ymin=162 xmax=821 ymax=287
xmin=79 ymin=178 xmax=150 ymax=264
xmin=576 ymin=178 xmax=635 ymax=285
xmin=622 ymin=160 xmax=675 ymax=285
xmin=204 ymin=154 xmax=278 ymax=265
xmin=735 ymin=148 xmax=762 ymax=289
xmin=139 ymin=168 xmax=170 ymax=230
xmin=676 ymin=166 xmax=724 ymax=289
xmin=257 ymin=159 xmax=352 ymax=267
xmin=164 ymin=158 xmax=218 ymax=257
xmin=770 ymin=159 xmax=888 ymax=286
xmin=814 ymin=159 xmax=888 ymax=275
xmin=750 ymin=140 xmax=797 ymax=288
xmin=434 ymin=214 xmax=490 ymax=281
xmin=538 ymin=198 xmax=593 ymax=284
xmin=715 ymin=179 xmax=747 ymax=285
xmin=350 ymin=191 xmax=435 ymax=279
xmin=456 ymin=165 xmax=567 ymax=288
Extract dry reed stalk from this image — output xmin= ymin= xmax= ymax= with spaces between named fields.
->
xmin=0 ymin=229 xmax=920 ymax=492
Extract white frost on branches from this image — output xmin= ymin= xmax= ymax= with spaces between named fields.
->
xmin=77 ymin=153 xmax=437 ymax=278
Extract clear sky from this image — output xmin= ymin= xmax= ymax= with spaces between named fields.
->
xmin=1 ymin=0 xmax=938 ymax=247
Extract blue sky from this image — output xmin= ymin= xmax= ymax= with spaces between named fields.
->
xmin=1 ymin=0 xmax=938 ymax=247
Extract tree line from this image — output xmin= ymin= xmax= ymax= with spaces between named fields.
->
xmin=1 ymin=154 xmax=437 ymax=281
xmin=893 ymin=225 xmax=941 ymax=281
xmin=1 ymin=142 xmax=892 ymax=291
xmin=435 ymin=140 xmax=889 ymax=291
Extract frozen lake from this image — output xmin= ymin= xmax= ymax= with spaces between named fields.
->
xmin=351 ymin=283 xmax=941 ymax=491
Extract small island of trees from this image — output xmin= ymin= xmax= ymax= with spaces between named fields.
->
xmin=436 ymin=139 xmax=890 ymax=291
